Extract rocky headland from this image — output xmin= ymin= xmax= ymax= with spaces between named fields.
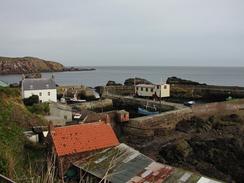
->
xmin=0 ymin=56 xmax=95 ymax=75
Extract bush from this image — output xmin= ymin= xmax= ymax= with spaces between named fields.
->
xmin=23 ymin=95 xmax=39 ymax=106
xmin=27 ymin=103 xmax=50 ymax=115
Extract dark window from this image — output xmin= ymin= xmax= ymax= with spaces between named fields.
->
xmin=39 ymin=92 xmax=42 ymax=96
xmin=141 ymin=87 xmax=143 ymax=91
xmin=157 ymin=85 xmax=160 ymax=89
xmin=146 ymin=88 xmax=148 ymax=92
xmin=164 ymin=85 xmax=167 ymax=89
xmin=48 ymin=92 xmax=50 ymax=96
xmin=151 ymin=88 xmax=153 ymax=92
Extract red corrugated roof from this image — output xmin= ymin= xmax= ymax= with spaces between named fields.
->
xmin=51 ymin=122 xmax=119 ymax=157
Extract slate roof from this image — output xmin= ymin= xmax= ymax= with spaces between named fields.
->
xmin=73 ymin=143 xmax=224 ymax=183
xmin=22 ymin=78 xmax=56 ymax=91
xmin=51 ymin=122 xmax=119 ymax=157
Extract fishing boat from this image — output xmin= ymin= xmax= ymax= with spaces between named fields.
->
xmin=138 ymin=107 xmax=159 ymax=115
xmin=137 ymin=103 xmax=159 ymax=116
xmin=65 ymin=90 xmax=86 ymax=104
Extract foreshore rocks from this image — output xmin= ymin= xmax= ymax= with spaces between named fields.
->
xmin=159 ymin=115 xmax=244 ymax=183
xmin=63 ymin=66 xmax=95 ymax=72
xmin=106 ymin=80 xmax=122 ymax=86
xmin=57 ymin=85 xmax=97 ymax=101
xmin=124 ymin=77 xmax=153 ymax=86
xmin=167 ymin=76 xmax=206 ymax=85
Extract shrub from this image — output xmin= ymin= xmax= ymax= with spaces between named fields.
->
xmin=27 ymin=103 xmax=50 ymax=115
xmin=23 ymin=95 xmax=39 ymax=106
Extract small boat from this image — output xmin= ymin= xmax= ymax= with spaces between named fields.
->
xmin=138 ymin=107 xmax=159 ymax=115
xmin=66 ymin=98 xmax=86 ymax=104
xmin=66 ymin=90 xmax=86 ymax=104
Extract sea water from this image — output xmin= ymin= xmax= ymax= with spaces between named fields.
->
xmin=1 ymin=66 xmax=244 ymax=87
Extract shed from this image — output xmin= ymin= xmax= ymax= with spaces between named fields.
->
xmin=72 ymin=143 xmax=223 ymax=183
xmin=116 ymin=110 xmax=129 ymax=122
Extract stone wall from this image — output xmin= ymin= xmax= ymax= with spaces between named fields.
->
xmin=192 ymin=99 xmax=244 ymax=117
xmin=72 ymin=99 xmax=113 ymax=112
xmin=170 ymin=84 xmax=244 ymax=99
xmin=99 ymin=85 xmax=134 ymax=96
xmin=123 ymin=99 xmax=244 ymax=138
xmin=123 ymin=108 xmax=193 ymax=137
xmin=106 ymin=94 xmax=176 ymax=112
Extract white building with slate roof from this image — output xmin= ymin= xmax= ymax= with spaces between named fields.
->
xmin=21 ymin=76 xmax=57 ymax=103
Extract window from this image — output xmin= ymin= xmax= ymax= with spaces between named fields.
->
xmin=141 ymin=87 xmax=143 ymax=91
xmin=146 ymin=88 xmax=148 ymax=92
xmin=48 ymin=91 xmax=50 ymax=96
xmin=157 ymin=85 xmax=160 ymax=89
xmin=151 ymin=88 xmax=153 ymax=92
xmin=39 ymin=92 xmax=42 ymax=96
xmin=164 ymin=85 xmax=167 ymax=89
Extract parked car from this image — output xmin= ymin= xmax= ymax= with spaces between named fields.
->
xmin=184 ymin=100 xmax=196 ymax=106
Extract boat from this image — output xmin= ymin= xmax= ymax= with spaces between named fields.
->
xmin=67 ymin=98 xmax=86 ymax=104
xmin=137 ymin=103 xmax=159 ymax=116
xmin=66 ymin=90 xmax=86 ymax=104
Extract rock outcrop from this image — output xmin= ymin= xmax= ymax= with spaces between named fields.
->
xmin=57 ymin=85 xmax=97 ymax=101
xmin=0 ymin=56 xmax=64 ymax=74
xmin=124 ymin=77 xmax=153 ymax=86
xmin=167 ymin=76 xmax=206 ymax=85
xmin=167 ymin=76 xmax=244 ymax=100
xmin=106 ymin=80 xmax=122 ymax=86
xmin=159 ymin=115 xmax=244 ymax=183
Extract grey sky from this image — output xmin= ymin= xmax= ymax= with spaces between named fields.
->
xmin=0 ymin=0 xmax=243 ymax=66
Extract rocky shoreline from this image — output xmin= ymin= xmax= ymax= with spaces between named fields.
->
xmin=0 ymin=56 xmax=95 ymax=75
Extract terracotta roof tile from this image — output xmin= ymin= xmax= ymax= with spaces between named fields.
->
xmin=51 ymin=122 xmax=119 ymax=157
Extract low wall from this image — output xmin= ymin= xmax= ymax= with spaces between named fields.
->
xmin=192 ymin=99 xmax=244 ymax=117
xmin=170 ymin=84 xmax=244 ymax=99
xmin=105 ymin=94 xmax=177 ymax=112
xmin=99 ymin=85 xmax=134 ymax=96
xmin=123 ymin=108 xmax=193 ymax=137
xmin=72 ymin=99 xmax=113 ymax=112
xmin=123 ymin=99 xmax=244 ymax=138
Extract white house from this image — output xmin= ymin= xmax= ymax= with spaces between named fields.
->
xmin=135 ymin=83 xmax=170 ymax=98
xmin=21 ymin=77 xmax=57 ymax=102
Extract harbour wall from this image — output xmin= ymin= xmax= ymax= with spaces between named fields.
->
xmin=123 ymin=99 xmax=244 ymax=138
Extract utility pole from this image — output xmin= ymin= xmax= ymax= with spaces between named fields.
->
xmin=134 ymin=76 xmax=136 ymax=96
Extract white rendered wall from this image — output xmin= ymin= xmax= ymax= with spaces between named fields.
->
xmin=23 ymin=89 xmax=57 ymax=102
xmin=137 ymin=87 xmax=155 ymax=97
xmin=160 ymin=84 xmax=170 ymax=97
xmin=136 ymin=84 xmax=170 ymax=98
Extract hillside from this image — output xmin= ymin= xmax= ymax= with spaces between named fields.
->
xmin=0 ymin=56 xmax=64 ymax=74
xmin=0 ymin=87 xmax=48 ymax=180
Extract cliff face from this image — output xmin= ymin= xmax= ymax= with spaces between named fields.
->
xmin=0 ymin=56 xmax=64 ymax=74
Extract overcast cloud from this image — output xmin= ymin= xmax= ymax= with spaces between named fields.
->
xmin=0 ymin=0 xmax=243 ymax=66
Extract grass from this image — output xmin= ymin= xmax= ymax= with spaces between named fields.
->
xmin=0 ymin=87 xmax=49 ymax=181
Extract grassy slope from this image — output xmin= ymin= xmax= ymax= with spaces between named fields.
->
xmin=0 ymin=87 xmax=48 ymax=180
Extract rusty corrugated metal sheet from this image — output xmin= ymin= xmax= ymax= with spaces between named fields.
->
xmin=73 ymin=143 xmax=224 ymax=183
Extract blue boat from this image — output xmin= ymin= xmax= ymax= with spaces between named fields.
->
xmin=138 ymin=107 xmax=159 ymax=116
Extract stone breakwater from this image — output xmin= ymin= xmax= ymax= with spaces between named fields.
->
xmin=123 ymin=99 xmax=244 ymax=138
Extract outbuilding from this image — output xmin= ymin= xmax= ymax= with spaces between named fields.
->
xmin=135 ymin=83 xmax=170 ymax=98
